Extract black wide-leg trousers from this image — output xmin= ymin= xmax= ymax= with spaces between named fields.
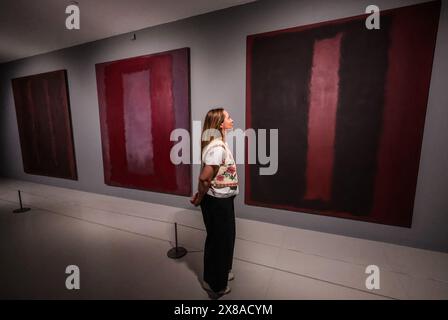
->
xmin=200 ymin=193 xmax=236 ymax=292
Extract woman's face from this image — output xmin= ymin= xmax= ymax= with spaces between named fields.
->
xmin=220 ymin=110 xmax=234 ymax=130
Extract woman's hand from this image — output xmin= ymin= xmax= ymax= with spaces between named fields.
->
xmin=190 ymin=165 xmax=217 ymax=207
xmin=190 ymin=192 xmax=202 ymax=206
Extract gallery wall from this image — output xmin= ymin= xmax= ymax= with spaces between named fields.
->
xmin=1 ymin=0 xmax=447 ymax=252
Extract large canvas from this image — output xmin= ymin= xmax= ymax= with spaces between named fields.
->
xmin=11 ymin=70 xmax=78 ymax=180
xmin=96 ymin=48 xmax=191 ymax=196
xmin=246 ymin=1 xmax=440 ymax=227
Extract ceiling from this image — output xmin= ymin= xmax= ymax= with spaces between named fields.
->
xmin=0 ymin=0 xmax=256 ymax=64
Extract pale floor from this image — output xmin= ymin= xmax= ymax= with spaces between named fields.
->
xmin=0 ymin=178 xmax=447 ymax=300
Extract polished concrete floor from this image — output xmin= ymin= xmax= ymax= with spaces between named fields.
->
xmin=0 ymin=178 xmax=447 ymax=300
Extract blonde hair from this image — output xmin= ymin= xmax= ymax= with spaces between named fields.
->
xmin=201 ymin=108 xmax=225 ymax=154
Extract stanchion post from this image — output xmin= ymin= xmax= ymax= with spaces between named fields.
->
xmin=167 ymin=222 xmax=187 ymax=259
xmin=13 ymin=190 xmax=31 ymax=213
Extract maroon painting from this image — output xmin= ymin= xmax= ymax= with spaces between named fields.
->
xmin=11 ymin=70 xmax=78 ymax=180
xmin=96 ymin=48 xmax=191 ymax=196
xmin=245 ymin=1 xmax=441 ymax=227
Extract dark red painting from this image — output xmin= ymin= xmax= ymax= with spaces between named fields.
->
xmin=245 ymin=1 xmax=441 ymax=227
xmin=96 ymin=48 xmax=191 ymax=196
xmin=11 ymin=70 xmax=78 ymax=180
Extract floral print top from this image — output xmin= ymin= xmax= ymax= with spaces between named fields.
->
xmin=202 ymin=138 xmax=239 ymax=197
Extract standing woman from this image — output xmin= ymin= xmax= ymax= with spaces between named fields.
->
xmin=190 ymin=108 xmax=238 ymax=299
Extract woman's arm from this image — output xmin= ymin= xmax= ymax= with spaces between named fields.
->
xmin=190 ymin=165 xmax=218 ymax=206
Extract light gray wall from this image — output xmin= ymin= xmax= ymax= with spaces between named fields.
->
xmin=1 ymin=0 xmax=447 ymax=252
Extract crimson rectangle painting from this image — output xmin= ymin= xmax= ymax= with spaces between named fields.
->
xmin=246 ymin=1 xmax=441 ymax=227
xmin=11 ymin=70 xmax=78 ymax=180
xmin=96 ymin=48 xmax=191 ymax=196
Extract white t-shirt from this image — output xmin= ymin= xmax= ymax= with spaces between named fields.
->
xmin=202 ymin=139 xmax=239 ymax=198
